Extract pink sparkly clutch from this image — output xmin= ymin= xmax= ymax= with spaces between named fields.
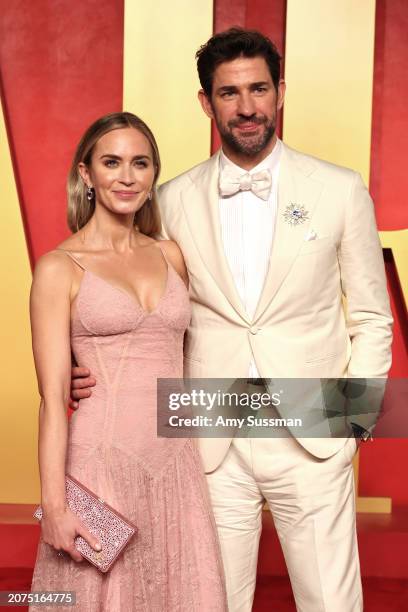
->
xmin=33 ymin=474 xmax=137 ymax=573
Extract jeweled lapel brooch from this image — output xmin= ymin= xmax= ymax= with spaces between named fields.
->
xmin=283 ymin=203 xmax=310 ymax=226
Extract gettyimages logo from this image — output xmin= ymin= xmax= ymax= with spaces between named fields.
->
xmin=167 ymin=388 xmax=283 ymax=411
xmin=157 ymin=377 xmax=406 ymax=439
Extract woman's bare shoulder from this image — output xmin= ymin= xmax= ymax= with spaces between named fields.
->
xmin=32 ymin=249 xmax=74 ymax=288
xmin=156 ymin=239 xmax=182 ymax=258
xmin=156 ymin=240 xmax=188 ymax=286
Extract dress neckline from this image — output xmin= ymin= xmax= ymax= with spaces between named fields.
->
xmin=81 ymin=265 xmax=170 ymax=317
xmin=57 ymin=248 xmax=171 ymax=316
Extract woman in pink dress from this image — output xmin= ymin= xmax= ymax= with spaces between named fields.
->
xmin=29 ymin=112 xmax=227 ymax=611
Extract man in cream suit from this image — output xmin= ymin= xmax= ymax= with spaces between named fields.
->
xmin=72 ymin=28 xmax=392 ymax=612
xmin=158 ymin=28 xmax=392 ymax=612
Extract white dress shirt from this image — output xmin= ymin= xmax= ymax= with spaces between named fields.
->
xmin=218 ymin=139 xmax=282 ymax=378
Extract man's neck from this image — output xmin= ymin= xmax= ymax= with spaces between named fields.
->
xmin=221 ymin=134 xmax=278 ymax=171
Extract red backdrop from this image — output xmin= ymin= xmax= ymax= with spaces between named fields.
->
xmin=0 ymin=0 xmax=124 ymax=264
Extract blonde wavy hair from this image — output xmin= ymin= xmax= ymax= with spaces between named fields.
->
xmin=67 ymin=112 xmax=161 ymax=235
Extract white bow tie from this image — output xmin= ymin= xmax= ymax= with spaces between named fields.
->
xmin=219 ymin=166 xmax=272 ymax=201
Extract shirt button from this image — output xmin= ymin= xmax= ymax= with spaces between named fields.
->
xmin=249 ymin=326 xmax=259 ymax=335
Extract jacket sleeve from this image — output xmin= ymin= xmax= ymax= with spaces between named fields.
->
xmin=339 ymin=171 xmax=393 ymax=379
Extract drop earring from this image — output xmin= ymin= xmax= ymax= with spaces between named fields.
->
xmin=87 ymin=186 xmax=94 ymax=200
xmin=148 ymin=191 xmax=153 ymax=201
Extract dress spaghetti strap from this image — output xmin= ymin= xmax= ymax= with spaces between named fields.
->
xmin=156 ymin=241 xmax=169 ymax=264
xmin=56 ymin=249 xmax=86 ymax=271
xmin=156 ymin=241 xmax=186 ymax=286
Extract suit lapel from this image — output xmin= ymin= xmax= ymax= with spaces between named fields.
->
xmin=181 ymin=152 xmax=251 ymax=323
xmin=254 ymin=144 xmax=324 ymax=321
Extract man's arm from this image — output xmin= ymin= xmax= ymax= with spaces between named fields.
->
xmin=339 ymin=172 xmax=393 ymax=378
xmin=339 ymin=172 xmax=393 ymax=435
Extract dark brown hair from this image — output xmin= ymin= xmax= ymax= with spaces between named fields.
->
xmin=196 ymin=27 xmax=282 ymax=97
xmin=67 ymin=112 xmax=161 ymax=235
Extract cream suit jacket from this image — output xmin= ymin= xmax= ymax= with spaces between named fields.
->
xmin=158 ymin=143 xmax=393 ymax=473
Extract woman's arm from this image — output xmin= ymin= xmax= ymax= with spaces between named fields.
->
xmin=30 ymin=251 xmax=100 ymax=560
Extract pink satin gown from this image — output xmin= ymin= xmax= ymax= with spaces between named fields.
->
xmin=29 ymin=248 xmax=227 ymax=611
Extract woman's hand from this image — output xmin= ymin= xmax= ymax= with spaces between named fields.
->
xmin=41 ymin=506 xmax=101 ymax=562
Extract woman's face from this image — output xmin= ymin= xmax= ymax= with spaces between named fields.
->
xmin=79 ymin=127 xmax=155 ymax=218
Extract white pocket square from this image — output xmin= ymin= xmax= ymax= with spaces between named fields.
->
xmin=304 ymin=229 xmax=317 ymax=241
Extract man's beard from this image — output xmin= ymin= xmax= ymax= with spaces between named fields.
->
xmin=216 ymin=113 xmax=276 ymax=157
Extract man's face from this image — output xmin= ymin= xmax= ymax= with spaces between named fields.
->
xmin=199 ymin=55 xmax=285 ymax=160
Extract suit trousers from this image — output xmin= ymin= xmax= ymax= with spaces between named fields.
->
xmin=206 ymin=434 xmax=363 ymax=611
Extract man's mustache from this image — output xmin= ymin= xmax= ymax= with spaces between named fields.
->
xmin=227 ymin=116 xmax=268 ymax=128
